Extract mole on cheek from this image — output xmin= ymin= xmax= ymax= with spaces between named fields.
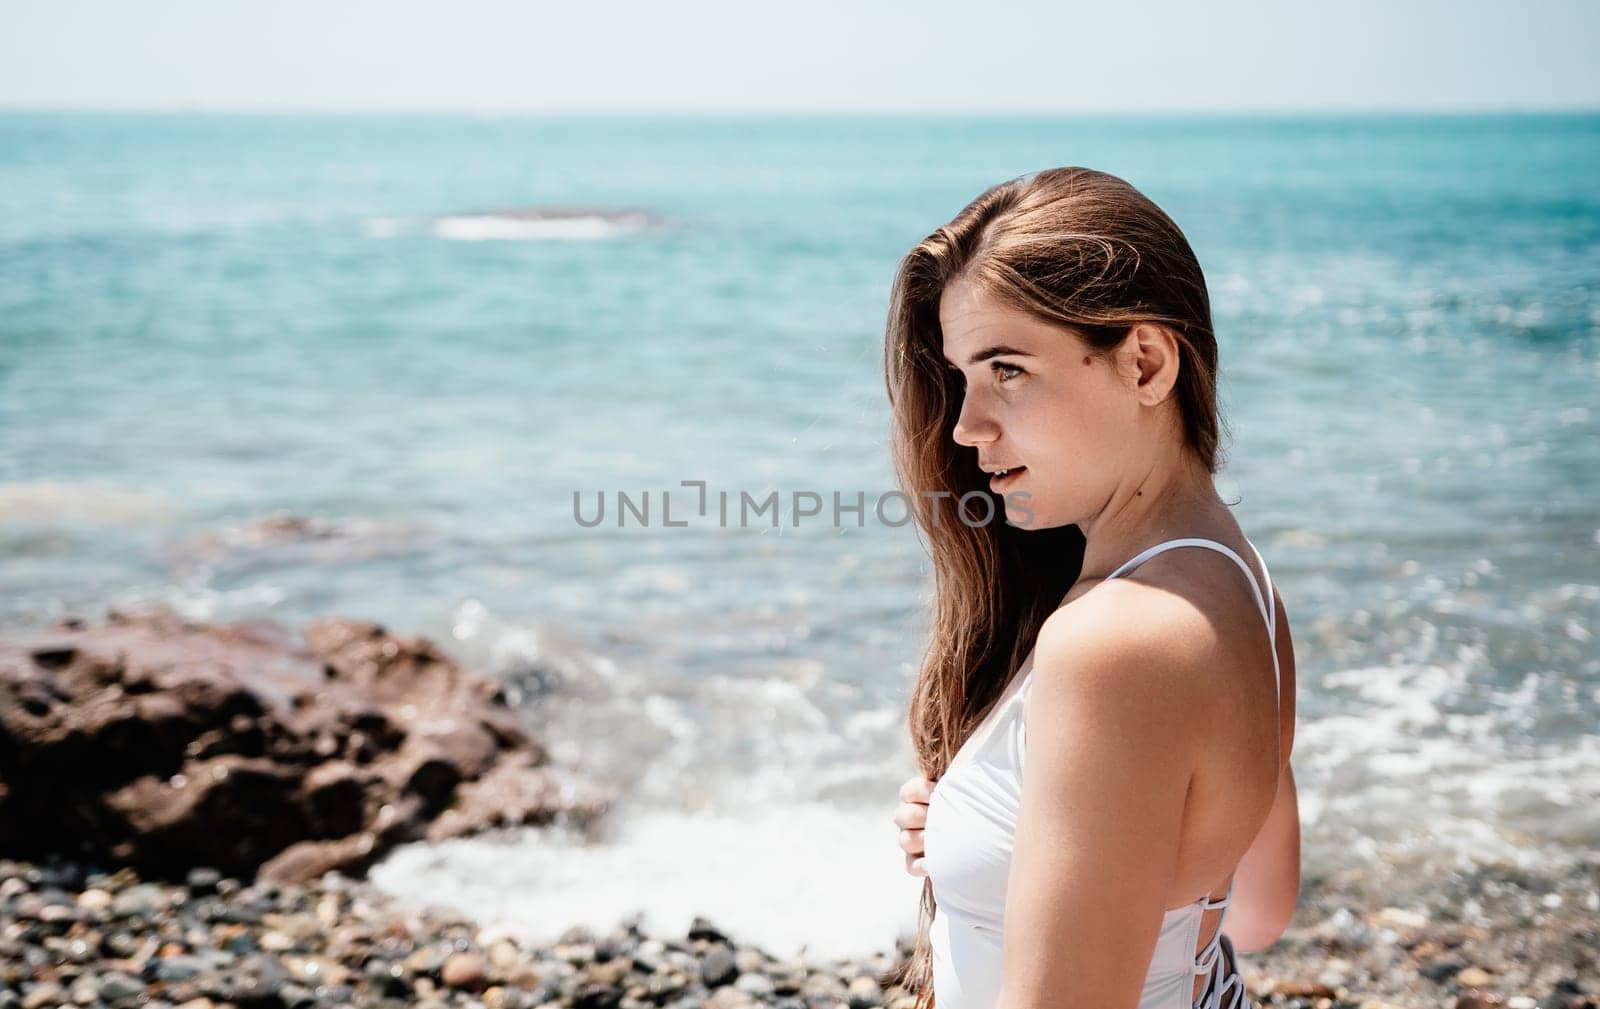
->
xmin=1082 ymin=356 xmax=1091 ymax=366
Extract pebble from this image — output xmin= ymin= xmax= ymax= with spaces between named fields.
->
xmin=76 ymin=888 xmax=113 ymax=913
xmin=802 ymin=972 xmax=850 ymax=999
xmin=185 ymin=868 xmax=222 ymax=895
xmin=736 ymin=973 xmax=776 ymax=996
xmin=705 ymin=987 xmax=757 ymax=1009
xmin=1457 ymin=966 xmax=1496 ymax=987
xmin=21 ymin=984 xmax=65 ymax=1009
xmin=700 ymin=946 xmax=739 ymax=988
xmin=1423 ymin=956 xmax=1470 ymax=981
xmin=1374 ymin=906 xmax=1429 ymax=929
xmin=99 ymin=971 xmax=146 ymax=1001
xmin=1266 ymin=979 xmax=1338 ymax=998
xmin=441 ymin=951 xmax=489 ymax=991
xmin=848 ymin=975 xmax=885 ymax=1009
xmin=258 ymin=929 xmax=295 ymax=952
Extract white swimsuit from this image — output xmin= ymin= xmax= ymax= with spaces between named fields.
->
xmin=923 ymin=537 xmax=1279 ymax=1009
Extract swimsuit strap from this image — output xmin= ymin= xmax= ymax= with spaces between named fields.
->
xmin=1106 ymin=538 xmax=1271 ymax=631
xmin=1190 ymin=879 xmax=1234 ymax=978
xmin=1105 ymin=537 xmax=1280 ymax=714
xmin=1191 ymin=881 xmax=1248 ymax=1008
xmin=1009 ymin=536 xmax=1282 ymax=769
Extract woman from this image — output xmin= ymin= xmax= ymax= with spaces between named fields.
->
xmin=883 ymin=167 xmax=1300 ymax=1009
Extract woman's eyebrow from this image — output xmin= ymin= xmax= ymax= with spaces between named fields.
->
xmin=943 ymin=344 xmax=1036 ymax=367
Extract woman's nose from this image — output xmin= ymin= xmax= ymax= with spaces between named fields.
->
xmin=951 ymin=396 xmax=997 ymax=447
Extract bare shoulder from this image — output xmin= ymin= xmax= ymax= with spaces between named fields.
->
xmin=1040 ymin=551 xmax=1299 ymax=770
xmin=1030 ymin=580 xmax=1223 ymax=735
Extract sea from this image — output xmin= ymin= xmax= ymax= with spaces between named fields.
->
xmin=1 ymin=110 xmax=1596 ymax=961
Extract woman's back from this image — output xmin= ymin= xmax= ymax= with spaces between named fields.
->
xmin=922 ymin=535 xmax=1292 ymax=1009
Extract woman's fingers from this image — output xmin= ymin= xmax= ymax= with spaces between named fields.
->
xmin=892 ymin=799 xmax=928 ymax=831
xmin=898 ymin=776 xmax=936 ymax=804
xmin=895 ymin=776 xmax=936 ymax=877
xmin=898 ymin=827 xmax=925 ymax=855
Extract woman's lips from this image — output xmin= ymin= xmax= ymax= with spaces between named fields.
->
xmin=989 ymin=466 xmax=1027 ymax=490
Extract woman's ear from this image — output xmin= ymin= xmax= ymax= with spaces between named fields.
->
xmin=1128 ymin=322 xmax=1181 ymax=405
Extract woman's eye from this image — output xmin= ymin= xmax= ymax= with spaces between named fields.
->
xmin=993 ymin=362 xmax=1024 ymax=383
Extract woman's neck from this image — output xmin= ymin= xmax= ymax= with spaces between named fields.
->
xmin=1077 ymin=450 xmax=1233 ymax=583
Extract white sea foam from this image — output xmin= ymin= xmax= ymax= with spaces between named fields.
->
xmin=369 ymin=802 xmax=926 ymax=963
xmin=1296 ymin=658 xmax=1600 ymax=863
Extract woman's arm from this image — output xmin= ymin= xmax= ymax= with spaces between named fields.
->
xmin=1228 ymin=588 xmax=1301 ymax=951
xmin=996 ymin=587 xmax=1211 ymax=1009
xmin=1221 ymin=761 xmax=1301 ymax=952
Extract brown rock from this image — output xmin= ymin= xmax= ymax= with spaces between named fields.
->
xmin=426 ymin=751 xmax=608 ymax=841
xmin=258 ymin=832 xmax=379 ymax=883
xmin=0 ymin=605 xmax=612 ymax=880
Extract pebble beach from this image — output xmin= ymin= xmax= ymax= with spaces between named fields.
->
xmin=2 ymin=852 xmax=1596 ymax=1009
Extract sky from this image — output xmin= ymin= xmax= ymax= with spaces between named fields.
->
xmin=0 ymin=0 xmax=1595 ymax=114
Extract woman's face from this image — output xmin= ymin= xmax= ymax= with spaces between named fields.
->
xmin=939 ymin=274 xmax=1151 ymax=531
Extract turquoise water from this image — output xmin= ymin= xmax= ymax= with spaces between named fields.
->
xmin=2 ymin=112 xmax=1597 ymax=944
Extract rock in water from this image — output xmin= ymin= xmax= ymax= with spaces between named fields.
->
xmin=0 ymin=605 xmax=612 ymax=880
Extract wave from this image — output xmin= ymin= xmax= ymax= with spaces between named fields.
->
xmin=365 ymin=206 xmax=654 ymax=242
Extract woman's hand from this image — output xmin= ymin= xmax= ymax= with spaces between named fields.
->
xmin=894 ymin=775 xmax=936 ymax=877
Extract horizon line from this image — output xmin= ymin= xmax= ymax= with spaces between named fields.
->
xmin=2 ymin=102 xmax=1598 ymax=119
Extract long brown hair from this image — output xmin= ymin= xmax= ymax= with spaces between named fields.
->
xmin=881 ymin=166 xmax=1227 ymax=1007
